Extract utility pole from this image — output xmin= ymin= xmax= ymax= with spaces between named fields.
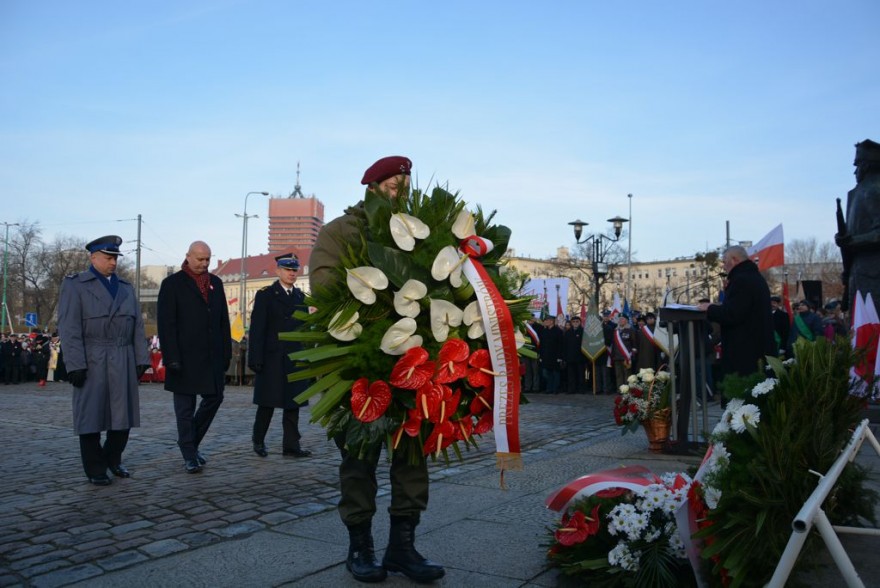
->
xmin=1 ymin=222 xmax=20 ymax=333
xmin=135 ymin=214 xmax=142 ymax=300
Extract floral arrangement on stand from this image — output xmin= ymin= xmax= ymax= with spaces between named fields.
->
xmin=282 ymin=183 xmax=534 ymax=465
xmin=613 ymin=367 xmax=672 ymax=451
xmin=545 ymin=467 xmax=696 ymax=587
xmin=547 ymin=338 xmax=876 ymax=587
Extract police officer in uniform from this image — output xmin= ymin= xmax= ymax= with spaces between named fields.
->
xmin=248 ymin=253 xmax=311 ymax=458
xmin=310 ymin=156 xmax=445 ymax=583
xmin=57 ymin=235 xmax=150 ymax=485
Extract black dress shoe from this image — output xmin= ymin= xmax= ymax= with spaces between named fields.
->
xmin=109 ymin=464 xmax=131 ymax=478
xmin=283 ymin=448 xmax=312 ymax=458
xmin=196 ymin=451 xmax=207 ymax=465
xmin=88 ymin=474 xmax=112 ymax=486
xmin=184 ymin=459 xmax=203 ymax=473
xmin=253 ymin=442 xmax=268 ymax=457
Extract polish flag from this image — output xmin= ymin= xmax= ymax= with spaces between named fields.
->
xmin=747 ymin=224 xmax=784 ymax=271
xmin=850 ymin=291 xmax=880 ymax=394
xmin=610 ymin=292 xmax=622 ymax=318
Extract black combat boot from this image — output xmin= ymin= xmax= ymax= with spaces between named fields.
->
xmin=382 ymin=515 xmax=445 ymax=582
xmin=346 ymin=521 xmax=386 ymax=583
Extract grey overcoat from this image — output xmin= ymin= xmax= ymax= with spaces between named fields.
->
xmin=57 ymin=270 xmax=149 ymax=435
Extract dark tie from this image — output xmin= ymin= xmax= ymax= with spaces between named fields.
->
xmin=286 ymin=289 xmax=292 ymax=296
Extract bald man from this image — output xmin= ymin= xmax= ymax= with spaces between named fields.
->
xmin=157 ymin=241 xmax=232 ymax=473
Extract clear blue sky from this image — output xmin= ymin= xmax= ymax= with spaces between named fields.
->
xmin=2 ymin=1 xmax=878 ymax=268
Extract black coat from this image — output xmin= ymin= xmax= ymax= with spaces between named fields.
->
xmin=157 ymin=270 xmax=231 ymax=396
xmin=539 ymin=324 xmax=564 ymax=368
xmin=563 ymin=326 xmax=585 ymax=363
xmin=247 ymin=281 xmax=309 ymax=409
xmin=706 ymin=260 xmax=776 ymax=378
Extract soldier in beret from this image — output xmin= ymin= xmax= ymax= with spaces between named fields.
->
xmin=310 ymin=156 xmax=445 ymax=583
xmin=247 ymin=253 xmax=311 ymax=458
xmin=57 ymin=235 xmax=150 ymax=485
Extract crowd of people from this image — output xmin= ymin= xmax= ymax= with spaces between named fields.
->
xmin=0 ymin=332 xmax=66 ymax=385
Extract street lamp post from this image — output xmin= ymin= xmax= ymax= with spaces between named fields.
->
xmin=568 ymin=215 xmax=628 ymax=312
xmin=235 ymin=191 xmax=269 ymax=335
xmin=1 ymin=222 xmax=20 ymax=333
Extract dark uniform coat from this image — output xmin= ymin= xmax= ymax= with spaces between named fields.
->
xmin=157 ymin=270 xmax=231 ymax=396
xmin=248 ymin=280 xmax=309 ymax=409
xmin=706 ymin=259 xmax=776 ymax=378
xmin=57 ymin=270 xmax=149 ymax=435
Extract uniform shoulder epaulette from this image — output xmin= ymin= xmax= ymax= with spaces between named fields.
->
xmin=65 ymin=272 xmax=79 ymax=279
xmin=259 ymin=285 xmax=271 ymax=292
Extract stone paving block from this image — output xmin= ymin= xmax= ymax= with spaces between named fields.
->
xmin=66 ymin=523 xmax=110 ymax=536
xmin=5 ymin=543 xmax=54 ymax=562
xmin=109 ymin=520 xmax=153 ymax=536
xmin=257 ymin=511 xmax=298 ymax=525
xmin=211 ymin=520 xmax=265 ymax=538
xmin=191 ymin=520 xmax=226 ymax=532
xmin=177 ymin=531 xmax=223 ymax=548
xmin=17 ymin=559 xmax=70 ymax=580
xmin=29 ymin=563 xmax=103 ymax=588
xmin=96 ymin=550 xmax=150 ymax=572
xmin=138 ymin=539 xmax=188 ymax=558
xmin=286 ymin=502 xmax=332 ymax=517
xmin=222 ymin=509 xmax=260 ymax=524
xmin=9 ymin=548 xmax=76 ymax=572
xmin=0 ymin=574 xmax=22 ymax=587
xmin=67 ymin=544 xmax=119 ymax=565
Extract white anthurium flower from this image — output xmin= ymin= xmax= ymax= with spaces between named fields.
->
xmin=327 ymin=310 xmax=363 ymax=342
xmin=393 ymin=279 xmax=428 ymax=318
xmin=463 ymin=301 xmax=485 ymax=339
xmin=389 ymin=213 xmax=430 ymax=251
xmin=346 ymin=266 xmax=389 ymax=305
xmin=380 ymin=318 xmax=424 ymax=355
xmin=431 ymin=246 xmax=464 ymax=288
xmin=451 ymin=209 xmax=476 ymax=239
xmin=430 ymin=299 xmax=464 ymax=342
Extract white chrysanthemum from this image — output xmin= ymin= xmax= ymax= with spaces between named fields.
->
xmin=667 ymin=528 xmax=686 ymax=558
xmin=608 ymin=543 xmax=640 ymax=572
xmin=644 ymin=526 xmax=661 ymax=542
xmin=783 ymin=357 xmax=796 ymax=367
xmin=713 ymin=419 xmax=731 ymax=436
xmin=730 ymin=403 xmax=761 ymax=433
xmin=704 ymin=486 xmax=722 ymax=510
xmin=607 ymin=503 xmax=637 ymax=536
xmin=751 ymin=378 xmax=778 ymax=398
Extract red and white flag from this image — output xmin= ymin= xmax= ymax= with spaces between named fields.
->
xmin=850 ymin=291 xmax=880 ymax=394
xmin=746 ymin=224 xmax=785 ymax=271
xmin=610 ymin=292 xmax=622 ymax=318
xmin=746 ymin=224 xmax=784 ymax=271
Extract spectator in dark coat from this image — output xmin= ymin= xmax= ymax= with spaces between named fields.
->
xmin=563 ymin=316 xmax=586 ymax=393
xmin=770 ymin=295 xmax=790 ymax=356
xmin=539 ymin=315 xmax=564 ymax=394
xmin=787 ymin=300 xmax=824 ymax=354
xmin=698 ymin=246 xmax=775 ymax=383
xmin=157 ymin=241 xmax=232 ymax=474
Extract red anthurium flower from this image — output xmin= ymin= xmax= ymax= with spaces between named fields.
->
xmin=453 ymin=417 xmax=473 ymax=441
xmin=474 ymin=409 xmax=493 ymax=434
xmin=424 ymin=420 xmax=456 ymax=457
xmin=469 ymin=388 xmax=493 ymax=416
xmin=390 ymin=347 xmax=435 ymax=389
xmin=554 ymin=505 xmax=601 ymax=546
xmin=350 ymin=378 xmax=392 ymax=423
xmin=428 ymin=385 xmax=460 ymax=424
xmin=403 ymin=407 xmax=423 ymax=437
xmin=466 ymin=349 xmax=497 ymax=389
xmin=416 ymin=382 xmax=443 ymax=421
xmin=434 ymin=338 xmax=469 ymax=384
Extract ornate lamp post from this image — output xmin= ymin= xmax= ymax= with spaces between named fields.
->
xmin=235 ymin=191 xmax=268 ymax=334
xmin=567 ymin=215 xmax=628 ymax=312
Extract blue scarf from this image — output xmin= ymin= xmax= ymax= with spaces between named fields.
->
xmin=90 ymin=266 xmax=119 ymax=298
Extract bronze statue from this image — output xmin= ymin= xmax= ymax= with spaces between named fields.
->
xmin=836 ymin=139 xmax=880 ymax=311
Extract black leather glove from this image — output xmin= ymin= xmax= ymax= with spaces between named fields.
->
xmin=250 ymin=364 xmax=263 ymax=373
xmin=166 ymin=362 xmax=182 ymax=372
xmin=136 ymin=365 xmax=149 ymax=378
xmin=68 ymin=369 xmax=87 ymax=388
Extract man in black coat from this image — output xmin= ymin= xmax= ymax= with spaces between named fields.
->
xmin=538 ymin=315 xmax=564 ymax=394
xmin=563 ymin=316 xmax=586 ymax=393
xmin=699 ymin=246 xmax=775 ymax=384
xmin=248 ymin=253 xmax=310 ymax=458
xmin=157 ymin=241 xmax=232 ymax=473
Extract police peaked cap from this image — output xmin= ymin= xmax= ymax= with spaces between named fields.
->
xmin=86 ymin=235 xmax=124 ymax=256
xmin=361 ymin=156 xmax=412 ymax=185
xmin=274 ymin=253 xmax=300 ymax=270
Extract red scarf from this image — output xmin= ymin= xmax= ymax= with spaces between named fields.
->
xmin=182 ymin=260 xmax=210 ymax=303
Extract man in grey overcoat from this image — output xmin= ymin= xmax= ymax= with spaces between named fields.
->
xmin=57 ymin=235 xmax=150 ymax=486
xmin=247 ymin=253 xmax=310 ymax=458
xmin=157 ymin=241 xmax=231 ymax=473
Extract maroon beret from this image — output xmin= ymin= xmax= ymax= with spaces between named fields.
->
xmin=361 ymin=156 xmax=412 ymax=185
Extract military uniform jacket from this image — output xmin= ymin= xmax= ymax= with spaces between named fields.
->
xmin=57 ymin=270 xmax=149 ymax=435
xmin=157 ymin=270 xmax=231 ymax=396
xmin=248 ymin=281 xmax=309 ymax=409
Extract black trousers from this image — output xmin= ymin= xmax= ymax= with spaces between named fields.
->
xmin=79 ymin=429 xmax=129 ymax=478
xmin=335 ymin=436 xmax=429 ymax=527
xmin=252 ymin=406 xmax=302 ymax=451
xmin=173 ymin=392 xmax=223 ymax=461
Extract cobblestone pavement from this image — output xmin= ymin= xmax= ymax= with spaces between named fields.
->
xmin=0 ymin=381 xmax=630 ymax=587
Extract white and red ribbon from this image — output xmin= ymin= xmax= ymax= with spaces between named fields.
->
xmin=613 ymin=329 xmax=632 ymax=363
xmin=459 ymin=235 xmax=522 ymax=471
xmin=640 ymin=324 xmax=664 ymax=351
xmin=545 ymin=465 xmax=660 ymax=512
